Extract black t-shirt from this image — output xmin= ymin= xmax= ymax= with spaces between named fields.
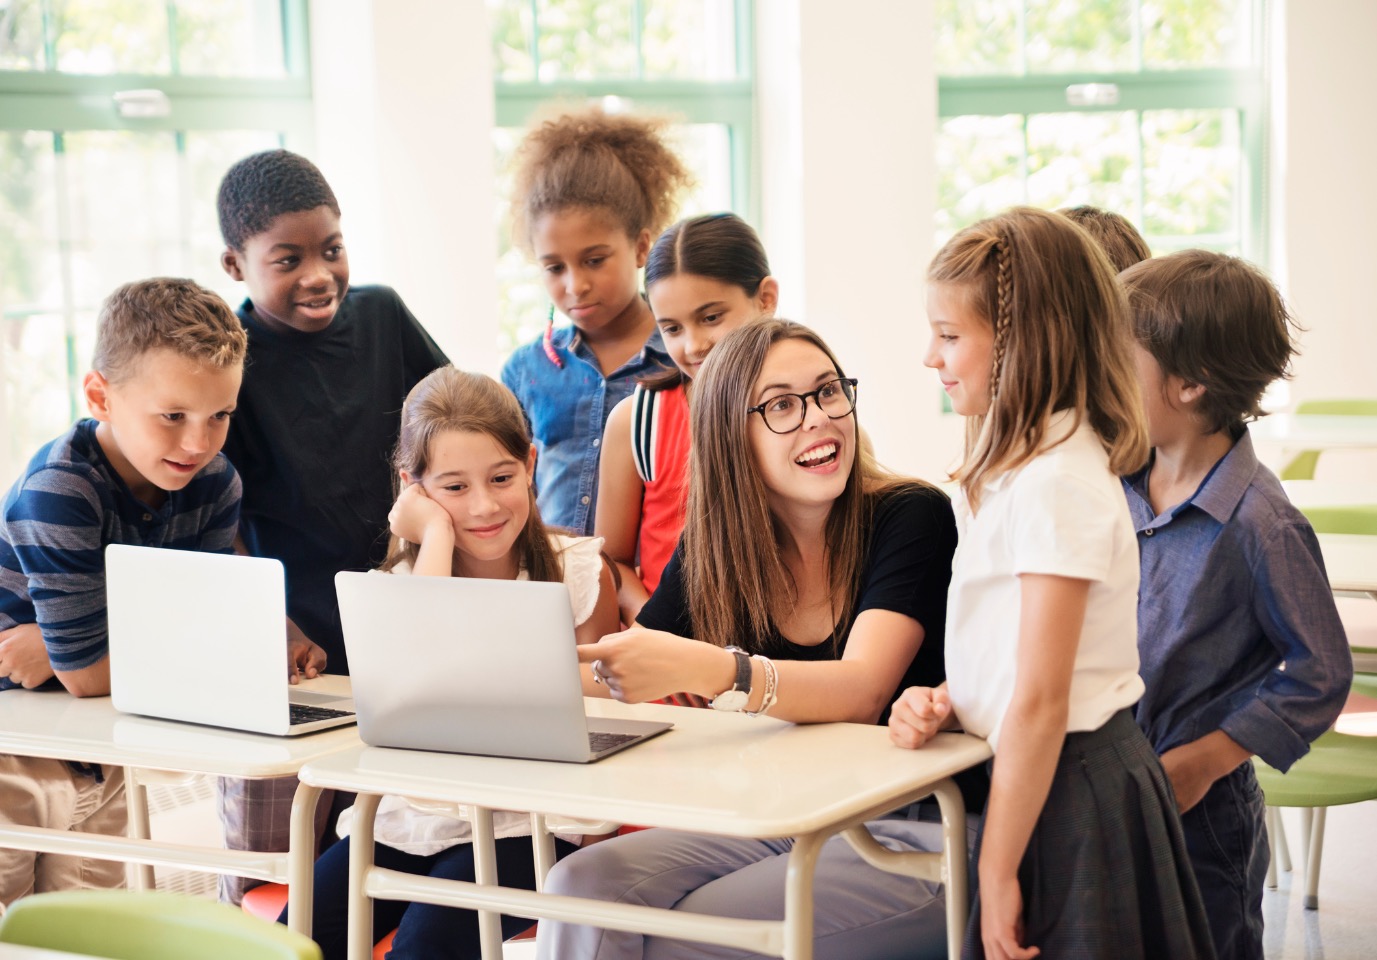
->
xmin=638 ymin=483 xmax=988 ymax=812
xmin=221 ymin=285 xmax=449 ymax=673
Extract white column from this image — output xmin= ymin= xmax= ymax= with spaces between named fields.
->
xmin=757 ymin=0 xmax=961 ymax=481
xmin=1272 ymin=0 xmax=1377 ymax=403
xmin=308 ymin=0 xmax=499 ymax=373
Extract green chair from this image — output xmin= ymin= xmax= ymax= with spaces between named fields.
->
xmin=1279 ymin=399 xmax=1377 ymax=481
xmin=0 ymin=890 xmax=322 ymax=960
xmin=1254 ymin=729 xmax=1377 ymax=909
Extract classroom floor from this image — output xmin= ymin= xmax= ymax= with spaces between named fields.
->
xmin=147 ymin=780 xmax=1376 ymax=960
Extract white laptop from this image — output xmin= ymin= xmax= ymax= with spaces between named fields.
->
xmin=335 ymin=571 xmax=672 ymax=762
xmin=106 ymin=545 xmax=356 ymax=736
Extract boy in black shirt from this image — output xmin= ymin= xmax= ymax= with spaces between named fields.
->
xmin=215 ymin=149 xmax=449 ymax=903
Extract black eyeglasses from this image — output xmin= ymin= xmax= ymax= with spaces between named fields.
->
xmin=746 ymin=378 xmax=859 ymax=434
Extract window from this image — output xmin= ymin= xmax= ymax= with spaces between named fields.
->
xmin=935 ymin=0 xmax=1267 ymax=259
xmin=489 ymin=0 xmax=755 ymax=351
xmin=0 ymin=0 xmax=312 ymax=488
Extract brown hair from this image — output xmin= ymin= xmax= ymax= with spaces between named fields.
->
xmin=508 ymin=103 xmax=693 ymax=253
xmin=1058 ymin=205 xmax=1152 ymax=273
xmin=641 ymin=212 xmax=774 ymax=392
xmin=929 ymin=207 xmax=1149 ymax=510
xmin=680 ymin=319 xmax=928 ymax=653
xmin=381 ymin=367 xmax=564 ymax=582
xmin=93 ymin=278 xmax=247 ymax=383
xmin=1120 ymin=250 xmax=1298 ymax=436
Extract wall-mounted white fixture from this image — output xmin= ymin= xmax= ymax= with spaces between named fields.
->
xmin=113 ymin=89 xmax=172 ymax=119
xmin=1065 ymin=83 xmax=1120 ymax=107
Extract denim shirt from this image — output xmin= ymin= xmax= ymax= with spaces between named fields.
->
xmin=501 ymin=325 xmax=671 ymax=534
xmin=1123 ymin=429 xmax=1351 ymax=772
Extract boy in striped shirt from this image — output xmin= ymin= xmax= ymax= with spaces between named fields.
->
xmin=0 ymin=277 xmax=246 ymax=905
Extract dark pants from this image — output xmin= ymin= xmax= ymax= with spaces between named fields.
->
xmin=1179 ymin=762 xmax=1268 ymax=960
xmin=279 ymin=834 xmax=579 ymax=960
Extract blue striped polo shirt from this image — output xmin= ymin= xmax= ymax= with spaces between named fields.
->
xmin=0 ymin=418 xmax=241 ymax=690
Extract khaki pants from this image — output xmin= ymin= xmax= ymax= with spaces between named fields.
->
xmin=0 ymin=755 xmax=127 ymax=907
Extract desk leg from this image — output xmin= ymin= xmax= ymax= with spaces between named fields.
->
xmin=931 ymin=778 xmax=970 ymax=960
xmin=470 ymin=806 xmax=504 ymax=960
xmin=122 ymin=767 xmax=156 ymax=891
xmin=529 ymin=813 xmax=556 ymax=892
xmin=347 ymin=792 xmax=382 ymax=960
xmin=782 ymin=831 xmax=826 ymax=960
xmin=288 ymin=782 xmax=325 ymax=937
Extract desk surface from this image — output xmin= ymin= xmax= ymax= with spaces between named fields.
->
xmin=1283 ymin=480 xmax=1377 ymax=509
xmin=1317 ymin=534 xmax=1377 ymax=595
xmin=300 ymin=699 xmax=992 ymax=838
xmin=0 ymin=675 xmax=360 ymax=777
xmin=1251 ymin=414 xmax=1377 ymax=450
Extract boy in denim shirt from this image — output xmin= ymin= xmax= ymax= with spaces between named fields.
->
xmin=1120 ymin=251 xmax=1352 ymax=960
xmin=0 ymin=278 xmax=244 ymax=904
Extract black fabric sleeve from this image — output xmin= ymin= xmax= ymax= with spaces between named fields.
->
xmin=634 ymin=543 xmax=695 ymax=638
xmin=856 ymin=485 xmax=957 ymax=629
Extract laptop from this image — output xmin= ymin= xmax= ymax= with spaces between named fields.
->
xmin=335 ymin=571 xmax=673 ymax=762
xmin=106 ymin=545 xmax=356 ymax=736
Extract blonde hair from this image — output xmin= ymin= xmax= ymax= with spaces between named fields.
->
xmin=929 ymin=207 xmax=1149 ymax=510
xmin=680 ymin=319 xmax=929 ymax=653
xmin=93 ymin=278 xmax=247 ymax=383
xmin=381 ymin=367 xmax=563 ymax=582
xmin=508 ymin=103 xmax=693 ymax=252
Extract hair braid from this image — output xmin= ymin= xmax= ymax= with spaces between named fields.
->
xmin=989 ymin=238 xmax=1014 ymax=400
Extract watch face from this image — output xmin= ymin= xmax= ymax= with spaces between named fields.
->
xmin=710 ymin=688 xmax=750 ymax=712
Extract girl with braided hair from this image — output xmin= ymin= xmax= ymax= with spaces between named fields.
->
xmin=889 ymin=207 xmax=1214 ymax=960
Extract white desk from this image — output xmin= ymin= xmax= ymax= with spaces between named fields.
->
xmin=296 ymin=698 xmax=992 ymax=960
xmin=0 ymin=676 xmax=359 ymax=935
xmin=1283 ymin=480 xmax=1377 ymax=511
xmin=1251 ymin=414 xmax=1377 ymax=451
xmin=1316 ymin=534 xmax=1377 ymax=599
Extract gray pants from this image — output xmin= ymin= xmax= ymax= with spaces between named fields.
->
xmin=535 ymin=815 xmax=976 ymax=960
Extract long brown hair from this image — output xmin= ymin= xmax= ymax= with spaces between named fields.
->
xmin=680 ymin=319 xmax=926 ymax=653
xmin=381 ymin=367 xmax=564 ymax=582
xmin=929 ymin=206 xmax=1149 ymax=511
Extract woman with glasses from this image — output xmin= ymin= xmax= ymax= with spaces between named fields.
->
xmin=538 ymin=319 xmax=983 ymax=960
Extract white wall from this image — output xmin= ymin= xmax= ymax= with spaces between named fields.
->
xmin=757 ymin=0 xmax=961 ymax=481
xmin=309 ymin=0 xmax=499 ymax=373
xmin=1272 ymin=0 xmax=1377 ymax=404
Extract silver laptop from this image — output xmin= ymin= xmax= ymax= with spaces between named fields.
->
xmin=335 ymin=571 xmax=672 ymax=762
xmin=106 ymin=545 xmax=356 ymax=736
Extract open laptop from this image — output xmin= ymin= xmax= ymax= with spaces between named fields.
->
xmin=335 ymin=571 xmax=672 ymax=762
xmin=106 ymin=545 xmax=356 ymax=736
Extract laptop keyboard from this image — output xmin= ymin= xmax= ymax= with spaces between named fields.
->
xmin=588 ymin=731 xmax=640 ymax=754
xmin=289 ymin=703 xmax=354 ymax=725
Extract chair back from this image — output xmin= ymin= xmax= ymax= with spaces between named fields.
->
xmin=0 ymin=891 xmax=322 ymax=960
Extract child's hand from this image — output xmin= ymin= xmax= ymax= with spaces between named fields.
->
xmin=888 ymin=685 xmax=952 ymax=749
xmin=286 ymin=618 xmax=327 ymax=684
xmin=0 ymin=623 xmax=55 ymax=689
xmin=980 ymin=874 xmax=1040 ymax=960
xmin=388 ymin=483 xmax=452 ymax=546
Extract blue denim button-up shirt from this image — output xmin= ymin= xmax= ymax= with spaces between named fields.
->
xmin=502 ymin=325 xmax=671 ymax=534
xmin=1123 ymin=429 xmax=1351 ymax=772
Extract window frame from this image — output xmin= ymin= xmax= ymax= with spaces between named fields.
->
xmin=936 ymin=1 xmax=1269 ymax=262
xmin=0 ymin=0 xmax=314 ymax=483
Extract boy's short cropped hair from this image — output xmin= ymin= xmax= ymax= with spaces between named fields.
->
xmin=1120 ymin=250 xmax=1297 ymax=436
xmin=1058 ymin=205 xmax=1152 ymax=273
xmin=216 ymin=149 xmax=340 ymax=251
xmin=92 ymin=278 xmax=248 ymax=384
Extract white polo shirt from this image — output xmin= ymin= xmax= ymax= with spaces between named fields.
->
xmin=946 ymin=412 xmax=1143 ymax=751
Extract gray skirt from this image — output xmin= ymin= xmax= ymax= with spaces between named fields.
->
xmin=964 ymin=709 xmax=1216 ymax=960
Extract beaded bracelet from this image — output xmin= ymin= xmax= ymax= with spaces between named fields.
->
xmin=745 ymin=655 xmax=779 ymax=718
